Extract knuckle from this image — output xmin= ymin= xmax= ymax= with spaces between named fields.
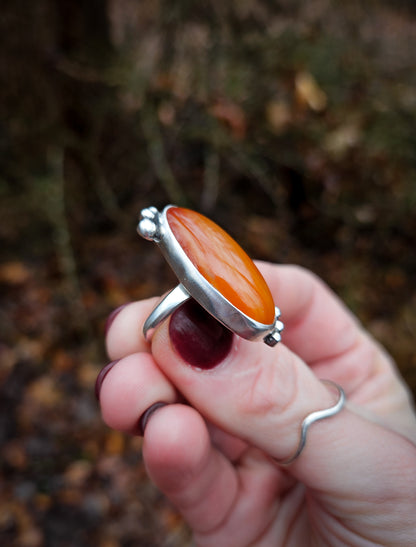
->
xmin=240 ymin=352 xmax=298 ymax=421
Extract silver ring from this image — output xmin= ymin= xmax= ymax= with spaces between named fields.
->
xmin=274 ymin=380 xmax=346 ymax=466
xmin=137 ymin=205 xmax=284 ymax=346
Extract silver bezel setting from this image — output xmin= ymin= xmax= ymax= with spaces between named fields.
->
xmin=138 ymin=205 xmax=284 ymax=346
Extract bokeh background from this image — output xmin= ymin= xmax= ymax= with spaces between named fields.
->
xmin=1 ymin=1 xmax=416 ymax=545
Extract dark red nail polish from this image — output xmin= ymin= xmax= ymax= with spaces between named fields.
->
xmin=95 ymin=360 xmax=120 ymax=401
xmin=169 ymin=299 xmax=233 ymax=369
xmin=137 ymin=402 xmax=168 ymax=436
xmin=105 ymin=304 xmax=129 ymax=334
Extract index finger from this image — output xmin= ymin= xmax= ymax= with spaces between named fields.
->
xmin=258 ymin=263 xmax=416 ymax=435
xmin=257 ymin=262 xmax=362 ymax=366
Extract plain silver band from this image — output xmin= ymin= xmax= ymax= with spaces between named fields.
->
xmin=274 ymin=380 xmax=346 ymax=466
xmin=143 ymin=284 xmax=191 ymax=340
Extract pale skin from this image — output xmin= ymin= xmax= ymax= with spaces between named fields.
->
xmin=99 ymin=263 xmax=416 ymax=546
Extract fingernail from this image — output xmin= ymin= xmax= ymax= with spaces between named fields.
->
xmin=137 ymin=402 xmax=168 ymax=436
xmin=105 ymin=304 xmax=129 ymax=334
xmin=95 ymin=360 xmax=120 ymax=401
xmin=169 ymin=299 xmax=233 ymax=369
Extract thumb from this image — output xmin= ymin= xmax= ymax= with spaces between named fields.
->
xmin=151 ymin=299 xmax=416 ymax=498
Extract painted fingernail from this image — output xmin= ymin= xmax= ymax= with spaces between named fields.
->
xmin=105 ymin=304 xmax=129 ymax=334
xmin=169 ymin=299 xmax=233 ymax=369
xmin=95 ymin=360 xmax=120 ymax=401
xmin=137 ymin=402 xmax=168 ymax=436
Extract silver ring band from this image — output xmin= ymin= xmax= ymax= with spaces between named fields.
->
xmin=274 ymin=380 xmax=346 ymax=466
xmin=143 ymin=284 xmax=191 ymax=340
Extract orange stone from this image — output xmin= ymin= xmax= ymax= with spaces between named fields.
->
xmin=166 ymin=207 xmax=275 ymax=325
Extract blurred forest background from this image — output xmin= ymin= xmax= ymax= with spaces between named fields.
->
xmin=1 ymin=1 xmax=416 ymax=546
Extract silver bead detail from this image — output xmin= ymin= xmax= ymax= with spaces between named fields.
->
xmin=263 ymin=309 xmax=284 ymax=347
xmin=141 ymin=206 xmax=158 ymax=220
xmin=138 ymin=218 xmax=158 ymax=240
xmin=137 ymin=207 xmax=161 ymax=241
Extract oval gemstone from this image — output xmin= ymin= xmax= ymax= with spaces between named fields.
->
xmin=166 ymin=207 xmax=275 ymax=325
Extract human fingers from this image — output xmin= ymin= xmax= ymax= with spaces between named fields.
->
xmin=151 ymin=300 xmax=340 ymax=465
xmin=105 ymin=298 xmax=159 ymax=360
xmin=97 ymin=352 xmax=178 ymax=434
xmin=259 ymin=262 xmax=371 ymax=366
xmin=106 ymin=265 xmax=370 ymax=383
xmin=143 ymin=404 xmax=287 ymax=544
xmin=97 ymin=350 xmax=249 ymax=461
xmin=105 ymin=265 xmax=415 ymax=439
xmin=98 ymin=358 xmax=282 ymax=542
xmin=148 ymin=301 xmax=416 ymax=543
xmin=107 ymin=265 xmax=383 ymax=392
xmin=258 ymin=262 xmax=416 ymax=439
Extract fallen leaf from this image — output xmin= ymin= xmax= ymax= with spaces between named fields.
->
xmin=295 ymin=71 xmax=327 ymax=112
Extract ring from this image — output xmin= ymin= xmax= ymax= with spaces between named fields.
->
xmin=137 ymin=205 xmax=284 ymax=346
xmin=274 ymin=380 xmax=346 ymax=466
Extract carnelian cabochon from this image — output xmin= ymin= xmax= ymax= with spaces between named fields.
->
xmin=166 ymin=207 xmax=275 ymax=325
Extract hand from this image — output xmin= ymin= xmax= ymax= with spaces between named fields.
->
xmin=97 ymin=263 xmax=416 ymax=546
